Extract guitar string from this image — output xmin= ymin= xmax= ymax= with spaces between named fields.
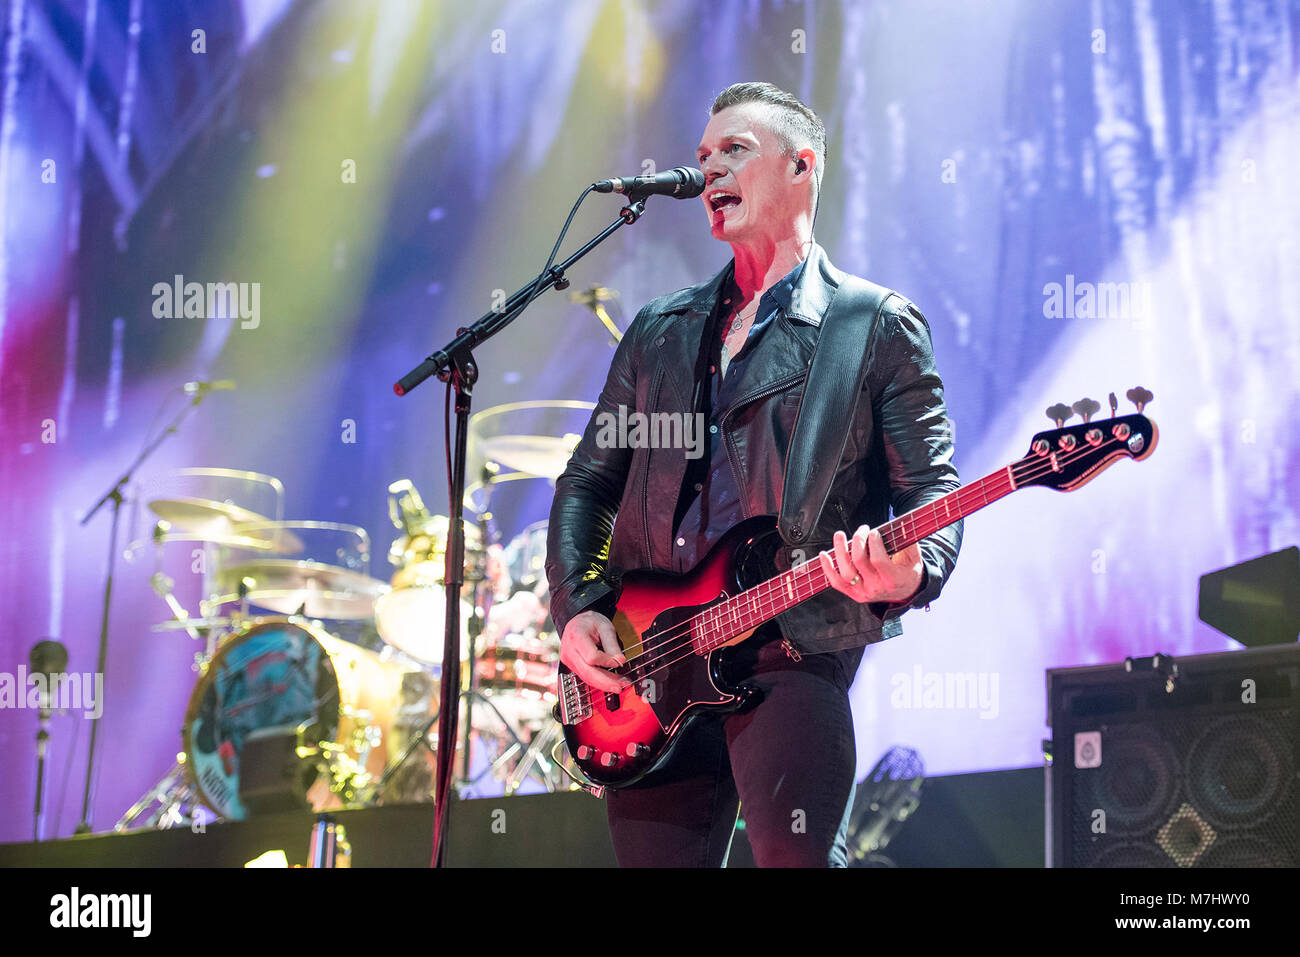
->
xmin=611 ymin=431 xmax=1131 ymax=681
xmin=565 ymin=433 xmax=1133 ymax=711
xmin=565 ymin=433 xmax=1128 ymax=712
xmin=609 ymin=466 xmax=1014 ymax=676
xmin=584 ymin=480 xmax=1009 ymax=696
xmin=599 ymin=463 xmax=1021 ymax=685
xmin=594 ymin=440 xmax=1120 ymax=696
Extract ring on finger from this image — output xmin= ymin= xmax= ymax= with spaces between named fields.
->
xmin=850 ymin=574 xmax=862 ymax=586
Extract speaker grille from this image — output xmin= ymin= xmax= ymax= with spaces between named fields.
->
xmin=1065 ymin=707 xmax=1296 ymax=867
xmin=1050 ymin=646 xmax=1300 ymax=868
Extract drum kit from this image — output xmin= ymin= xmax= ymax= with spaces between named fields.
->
xmin=115 ymin=403 xmax=595 ymax=831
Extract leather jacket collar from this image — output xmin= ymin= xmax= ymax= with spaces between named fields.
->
xmin=652 ymin=240 xmax=843 ymax=328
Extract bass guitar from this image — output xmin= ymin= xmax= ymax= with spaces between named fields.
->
xmin=556 ymin=390 xmax=1158 ymax=789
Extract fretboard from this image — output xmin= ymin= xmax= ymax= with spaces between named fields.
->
xmin=692 ymin=464 xmax=1022 ymax=653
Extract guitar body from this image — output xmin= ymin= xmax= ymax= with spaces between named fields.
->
xmin=557 ymin=516 xmax=784 ymax=788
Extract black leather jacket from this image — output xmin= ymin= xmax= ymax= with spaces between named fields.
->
xmin=545 ymin=243 xmax=963 ymax=654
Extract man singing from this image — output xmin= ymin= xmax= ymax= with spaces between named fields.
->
xmin=545 ymin=82 xmax=962 ymax=866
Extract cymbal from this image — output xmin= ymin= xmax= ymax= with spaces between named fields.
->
xmin=477 ymin=433 xmax=581 ymax=480
xmin=151 ymin=616 xmax=238 ymax=632
xmin=147 ymin=497 xmax=304 ymax=552
xmin=148 ymin=528 xmax=284 ymax=552
xmin=213 ymin=559 xmax=389 ymax=621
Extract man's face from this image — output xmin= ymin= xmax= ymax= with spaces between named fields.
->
xmin=696 ymin=104 xmax=798 ymax=244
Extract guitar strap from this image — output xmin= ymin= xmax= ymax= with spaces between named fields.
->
xmin=777 ymin=274 xmax=895 ymax=546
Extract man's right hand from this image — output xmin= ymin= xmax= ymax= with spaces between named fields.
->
xmin=560 ymin=610 xmax=631 ymax=693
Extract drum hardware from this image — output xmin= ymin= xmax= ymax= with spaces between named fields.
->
xmin=148 ymin=571 xmax=228 ymax=670
xmin=78 ymin=387 xmax=236 ymax=834
xmin=309 ymin=705 xmax=387 ymax=806
xmin=146 ymin=497 xmax=304 ymax=553
xmin=470 ymin=706 xmax=566 ymax=797
xmin=375 ymin=684 xmax=564 ymax=801
xmin=236 ymin=715 xmax=383 ymax=817
xmin=386 ymin=483 xmax=488 ymax=581
xmin=570 ymin=284 xmax=624 ymax=345
xmin=453 ymin=690 xmax=535 ymax=797
xmin=381 ymin=670 xmax=440 ymax=804
xmin=379 ymin=480 xmax=485 ymax=666
xmin=209 ymin=519 xmax=381 ymax=618
xmin=473 ymin=434 xmax=582 ymax=481
xmin=460 ymin=462 xmax=565 ymax=788
xmin=151 ymin=616 xmax=242 ymax=631
xmin=467 ymin=400 xmax=596 ymax=481
xmin=114 ymin=754 xmax=209 ymax=832
xmin=212 ymin=558 xmax=390 ymax=621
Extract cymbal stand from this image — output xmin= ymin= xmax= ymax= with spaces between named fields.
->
xmin=77 ymin=384 xmax=222 ymax=833
xmin=114 ymin=756 xmax=205 ymax=832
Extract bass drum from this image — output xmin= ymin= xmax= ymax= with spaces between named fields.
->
xmin=183 ymin=617 xmax=412 ymax=821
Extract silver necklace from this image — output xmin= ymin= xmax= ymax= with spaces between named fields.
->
xmin=728 ymin=300 xmax=758 ymax=334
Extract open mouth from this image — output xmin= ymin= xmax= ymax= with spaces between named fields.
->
xmin=708 ymin=192 xmax=741 ymax=212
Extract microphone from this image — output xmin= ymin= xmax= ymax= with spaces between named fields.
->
xmin=183 ymin=379 xmax=237 ymax=394
xmin=593 ymin=167 xmax=705 ymax=199
xmin=29 ymin=640 xmax=68 ymax=724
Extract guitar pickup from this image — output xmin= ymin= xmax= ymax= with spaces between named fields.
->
xmin=604 ymin=692 xmax=621 ymax=712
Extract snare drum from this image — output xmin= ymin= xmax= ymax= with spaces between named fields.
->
xmin=475 ymin=590 xmax=558 ymax=724
xmin=475 ymin=632 xmax=558 ymax=726
xmin=183 ymin=617 xmax=412 ymax=820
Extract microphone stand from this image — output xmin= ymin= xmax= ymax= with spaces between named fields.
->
xmin=74 ymin=385 xmax=218 ymax=834
xmin=31 ymin=639 xmax=68 ymax=841
xmin=394 ymin=194 xmax=649 ymax=868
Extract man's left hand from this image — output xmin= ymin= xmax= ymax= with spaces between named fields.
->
xmin=818 ymin=525 xmax=923 ymax=605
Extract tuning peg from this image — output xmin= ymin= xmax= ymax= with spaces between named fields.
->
xmin=1072 ymin=397 xmax=1101 ymax=423
xmin=1108 ymin=392 xmax=1118 ymax=416
xmin=1125 ymin=386 xmax=1154 ymax=412
xmin=1046 ymin=403 xmax=1074 ymax=427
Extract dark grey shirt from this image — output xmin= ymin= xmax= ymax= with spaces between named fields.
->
xmin=669 ymin=256 xmax=812 ymax=573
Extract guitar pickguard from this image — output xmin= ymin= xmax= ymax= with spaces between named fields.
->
xmin=632 ymin=603 xmax=736 ymax=732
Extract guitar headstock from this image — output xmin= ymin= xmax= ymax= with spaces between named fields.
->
xmin=1014 ymin=389 xmax=1158 ymax=492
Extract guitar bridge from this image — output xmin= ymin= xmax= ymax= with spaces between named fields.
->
xmin=558 ymin=672 xmax=593 ymax=725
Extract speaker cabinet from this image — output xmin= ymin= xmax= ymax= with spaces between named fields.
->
xmin=1047 ymin=644 xmax=1299 ymax=867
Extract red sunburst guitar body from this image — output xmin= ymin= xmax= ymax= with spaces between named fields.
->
xmin=555 ymin=517 xmax=781 ymax=788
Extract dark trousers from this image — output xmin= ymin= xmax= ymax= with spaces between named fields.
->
xmin=605 ymin=625 xmax=864 ymax=867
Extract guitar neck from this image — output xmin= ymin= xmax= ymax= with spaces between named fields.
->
xmin=696 ymin=467 xmax=1018 ymax=650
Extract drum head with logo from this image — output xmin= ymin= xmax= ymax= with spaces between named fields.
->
xmin=183 ymin=618 xmax=340 ymax=820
